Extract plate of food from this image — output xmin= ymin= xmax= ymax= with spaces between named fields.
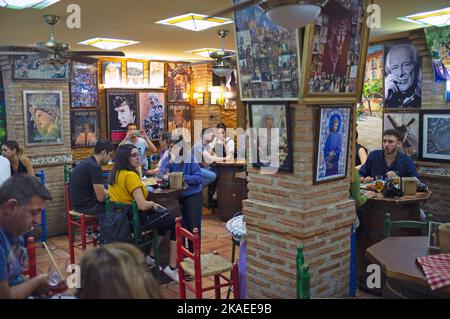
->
xmin=360 ymin=183 xmax=376 ymax=190
xmin=142 ymin=178 xmax=157 ymax=187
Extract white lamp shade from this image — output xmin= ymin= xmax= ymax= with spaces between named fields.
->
xmin=266 ymin=4 xmax=322 ymax=30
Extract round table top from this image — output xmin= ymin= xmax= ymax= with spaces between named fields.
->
xmin=368 ymin=191 xmax=432 ymax=205
xmin=226 ymin=214 xmax=247 ymax=242
xmin=214 ymin=159 xmax=246 ymax=167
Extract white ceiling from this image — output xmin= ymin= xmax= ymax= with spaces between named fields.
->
xmin=0 ymin=0 xmax=448 ymax=61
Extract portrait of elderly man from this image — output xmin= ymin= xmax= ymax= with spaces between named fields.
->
xmin=384 ymin=42 xmax=422 ymax=108
xmin=29 ymin=104 xmax=61 ymax=141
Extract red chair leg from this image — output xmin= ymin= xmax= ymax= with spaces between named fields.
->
xmin=195 ymin=275 xmax=203 ymax=299
xmin=178 ymin=267 xmax=186 ymax=299
xmin=214 ymin=275 xmax=221 ymax=299
xmin=81 ymin=214 xmax=87 ymax=250
xmin=232 ymin=263 xmax=240 ymax=299
xmin=27 ymin=237 xmax=37 ymax=278
xmin=68 ymin=216 xmax=75 ymax=265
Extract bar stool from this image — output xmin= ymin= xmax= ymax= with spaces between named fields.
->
xmin=225 ymin=213 xmax=246 ymax=299
xmin=64 ymin=164 xmax=99 ymax=264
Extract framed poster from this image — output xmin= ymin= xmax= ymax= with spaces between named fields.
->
xmin=106 ymin=90 xmax=138 ymax=143
xmin=248 ymin=102 xmax=293 ymax=172
xmin=166 ymin=63 xmax=191 ymax=103
xmin=70 ymin=110 xmax=99 ymax=148
xmin=314 ymin=106 xmax=351 ymax=183
xmin=149 ymin=61 xmax=165 ymax=88
xmin=383 ymin=112 xmax=419 ymax=160
xmin=424 ymin=26 xmax=450 ymax=81
xmin=419 ymin=110 xmax=450 ymax=163
xmin=13 ymin=56 xmax=69 ymax=81
xmin=234 ymin=0 xmax=300 ymax=101
xmin=213 ymin=70 xmax=238 ymax=109
xmin=23 ymin=90 xmax=64 ymax=146
xmin=301 ymin=0 xmax=370 ymax=104
xmin=102 ymin=61 xmax=122 ymax=86
xmin=138 ymin=91 xmax=166 ymax=140
xmin=126 ymin=61 xmax=145 ymax=86
xmin=384 ymin=40 xmax=422 ymax=109
xmin=70 ymin=61 xmax=98 ymax=108
xmin=167 ymin=104 xmax=191 ymax=142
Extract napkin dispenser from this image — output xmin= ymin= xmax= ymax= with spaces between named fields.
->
xmin=401 ymin=177 xmax=417 ymax=196
xmin=439 ymin=224 xmax=450 ymax=253
xmin=169 ymin=172 xmax=183 ymax=189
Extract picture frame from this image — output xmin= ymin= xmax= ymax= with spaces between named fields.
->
xmin=419 ymin=110 xmax=450 ymax=163
xmin=102 ymin=61 xmax=122 ymax=86
xmin=70 ymin=61 xmax=98 ymax=108
xmin=248 ymin=101 xmax=293 ymax=172
xmin=300 ymin=0 xmax=371 ymax=104
xmin=138 ymin=90 xmax=166 ymax=140
xmin=428 ymin=221 xmax=443 ymax=251
xmin=106 ymin=90 xmax=138 ymax=143
xmin=213 ymin=70 xmax=238 ymax=109
xmin=13 ymin=56 xmax=69 ymax=82
xmin=233 ymin=0 xmax=300 ymax=101
xmin=149 ymin=61 xmax=165 ymax=88
xmin=383 ymin=111 xmax=419 ymax=160
xmin=166 ymin=63 xmax=191 ymax=103
xmin=314 ymin=106 xmax=351 ymax=184
xmin=70 ymin=110 xmax=100 ymax=148
xmin=383 ymin=39 xmax=422 ymax=109
xmin=167 ymin=103 xmax=192 ymax=143
xmin=126 ymin=61 xmax=145 ymax=86
xmin=23 ymin=90 xmax=64 ymax=146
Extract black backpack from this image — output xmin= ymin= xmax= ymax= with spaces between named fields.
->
xmin=98 ymin=206 xmax=132 ymax=245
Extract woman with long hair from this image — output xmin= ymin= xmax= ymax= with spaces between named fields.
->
xmin=108 ymin=144 xmax=179 ymax=282
xmin=1 ymin=140 xmax=34 ymax=176
xmin=77 ymin=243 xmax=162 ymax=299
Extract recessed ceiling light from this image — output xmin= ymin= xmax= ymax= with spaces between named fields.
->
xmin=185 ymin=48 xmax=235 ymax=58
xmin=155 ymin=13 xmax=233 ymax=32
xmin=399 ymin=7 xmax=450 ymax=26
xmin=78 ymin=38 xmax=140 ymax=50
xmin=0 ymin=0 xmax=60 ymax=9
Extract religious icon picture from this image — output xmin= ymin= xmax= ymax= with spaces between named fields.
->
xmin=383 ymin=112 xmax=419 ymax=160
xmin=23 ymin=90 xmax=64 ymax=146
xmin=106 ymin=90 xmax=138 ymax=143
xmin=126 ymin=61 xmax=145 ymax=86
xmin=167 ymin=104 xmax=192 ymax=143
xmin=70 ymin=110 xmax=99 ymax=148
xmin=166 ymin=63 xmax=191 ymax=103
xmin=419 ymin=110 xmax=450 ymax=163
xmin=138 ymin=91 xmax=166 ymax=140
xmin=314 ymin=106 xmax=351 ymax=183
xmin=102 ymin=61 xmax=122 ymax=86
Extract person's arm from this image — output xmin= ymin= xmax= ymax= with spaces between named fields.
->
xmin=119 ymin=131 xmax=132 ymax=146
xmin=132 ymin=188 xmax=158 ymax=211
xmin=183 ymin=162 xmax=202 ymax=186
xmin=140 ymin=130 xmax=157 ymax=153
xmin=21 ymin=157 xmax=35 ymax=177
xmin=93 ymin=184 xmax=107 ymax=203
xmin=90 ymin=166 xmax=107 ymax=203
xmin=355 ymin=147 xmax=368 ymax=170
xmin=0 ymin=275 xmax=49 ymax=299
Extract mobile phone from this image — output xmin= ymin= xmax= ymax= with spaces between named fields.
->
xmin=133 ymin=130 xmax=140 ymax=137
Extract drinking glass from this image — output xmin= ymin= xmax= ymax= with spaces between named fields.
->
xmin=47 ymin=264 xmax=67 ymax=294
xmin=375 ymin=175 xmax=384 ymax=193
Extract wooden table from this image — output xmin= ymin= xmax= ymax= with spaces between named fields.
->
xmin=213 ymin=160 xmax=247 ymax=222
xmin=366 ymin=236 xmax=450 ymax=298
xmin=356 ymin=191 xmax=432 ymax=293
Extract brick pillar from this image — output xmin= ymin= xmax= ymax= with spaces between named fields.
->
xmin=244 ymin=103 xmax=355 ymax=298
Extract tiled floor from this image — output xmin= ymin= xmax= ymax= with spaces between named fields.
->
xmin=36 ymin=208 xmax=378 ymax=299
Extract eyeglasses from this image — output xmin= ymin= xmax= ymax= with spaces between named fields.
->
xmin=130 ymin=153 xmax=139 ymax=158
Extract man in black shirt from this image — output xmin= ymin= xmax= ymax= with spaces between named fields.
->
xmin=68 ymin=140 xmax=114 ymax=218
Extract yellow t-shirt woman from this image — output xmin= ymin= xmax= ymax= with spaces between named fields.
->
xmin=109 ymin=170 xmax=148 ymax=204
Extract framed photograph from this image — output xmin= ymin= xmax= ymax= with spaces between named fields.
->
xmin=419 ymin=110 xmax=450 ymax=163
xmin=301 ymin=0 xmax=371 ymax=104
xmin=106 ymin=90 xmax=138 ymax=143
xmin=149 ymin=61 xmax=165 ymax=88
xmin=126 ymin=61 xmax=145 ymax=86
xmin=138 ymin=91 xmax=166 ymax=140
xmin=13 ymin=56 xmax=69 ymax=81
xmin=70 ymin=61 xmax=98 ymax=108
xmin=102 ymin=61 xmax=122 ymax=86
xmin=384 ymin=40 xmax=422 ymax=109
xmin=166 ymin=63 xmax=191 ymax=103
xmin=213 ymin=70 xmax=238 ymax=109
xmin=383 ymin=112 xmax=419 ymax=160
xmin=234 ymin=0 xmax=300 ymax=101
xmin=70 ymin=110 xmax=99 ymax=148
xmin=428 ymin=221 xmax=443 ymax=251
xmin=23 ymin=90 xmax=64 ymax=146
xmin=314 ymin=106 xmax=351 ymax=183
xmin=167 ymin=104 xmax=191 ymax=142
xmin=248 ymin=102 xmax=293 ymax=172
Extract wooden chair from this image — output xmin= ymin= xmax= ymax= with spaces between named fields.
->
xmin=175 ymin=217 xmax=239 ymax=299
xmin=105 ymin=196 xmax=160 ymax=279
xmin=23 ymin=237 xmax=37 ymax=279
xmin=296 ymin=243 xmax=310 ymax=299
xmin=384 ymin=212 xmax=433 ymax=237
xmin=64 ymin=164 xmax=99 ymax=264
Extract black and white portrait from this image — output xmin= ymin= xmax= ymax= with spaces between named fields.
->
xmin=384 ymin=41 xmax=422 ymax=109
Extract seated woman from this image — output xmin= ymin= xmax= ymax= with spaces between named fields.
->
xmin=355 ymin=131 xmax=368 ymax=171
xmin=1 ymin=140 xmax=34 ymax=176
xmin=77 ymin=243 xmax=161 ymax=299
xmin=159 ymin=135 xmax=202 ymax=243
xmin=108 ymin=144 xmax=179 ymax=282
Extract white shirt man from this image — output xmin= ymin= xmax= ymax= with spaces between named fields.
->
xmin=119 ymin=124 xmax=157 ymax=172
xmin=0 ymin=156 xmax=11 ymax=186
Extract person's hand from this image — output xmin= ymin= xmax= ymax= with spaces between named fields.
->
xmin=363 ymin=176 xmax=374 ymax=183
xmin=328 ymin=151 xmax=335 ymax=160
xmin=364 ymin=191 xmax=377 ymax=199
xmin=153 ymin=202 xmax=166 ymax=210
xmin=140 ymin=129 xmax=148 ymax=139
xmin=33 ymin=274 xmax=54 ymax=299
xmin=405 ymin=146 xmax=416 ymax=157
xmin=146 ymin=168 xmax=159 ymax=176
xmin=385 ymin=73 xmax=400 ymax=95
xmin=386 ymin=171 xmax=398 ymax=178
xmin=125 ymin=130 xmax=133 ymax=140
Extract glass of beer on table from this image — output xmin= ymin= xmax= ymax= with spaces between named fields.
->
xmin=375 ymin=175 xmax=384 ymax=193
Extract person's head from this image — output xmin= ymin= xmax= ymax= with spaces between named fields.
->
xmin=172 ymin=68 xmax=188 ymax=90
xmin=1 ymin=140 xmax=22 ymax=160
xmin=201 ymin=128 xmax=215 ymax=144
xmin=126 ymin=123 xmax=139 ymax=140
xmin=382 ymin=129 xmax=403 ymax=155
xmin=77 ymin=243 xmax=161 ymax=299
xmin=174 ymin=109 xmax=184 ymax=128
xmin=262 ymin=114 xmax=274 ymax=129
xmin=329 ymin=115 xmax=341 ymax=133
xmin=30 ymin=105 xmax=60 ymax=135
xmin=159 ymin=131 xmax=171 ymax=149
xmin=114 ymin=97 xmax=135 ymax=128
xmin=108 ymin=144 xmax=140 ymax=185
xmin=94 ymin=140 xmax=114 ymax=165
xmin=0 ymin=175 xmax=52 ymax=237
xmin=385 ymin=44 xmax=419 ymax=93
xmin=217 ymin=123 xmax=227 ymax=139
xmin=149 ymin=94 xmax=159 ymax=107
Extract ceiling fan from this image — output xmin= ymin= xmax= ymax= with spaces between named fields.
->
xmin=207 ymin=0 xmax=329 ymax=30
xmin=0 ymin=14 xmax=125 ymax=63
xmin=189 ymin=29 xmax=236 ymax=78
